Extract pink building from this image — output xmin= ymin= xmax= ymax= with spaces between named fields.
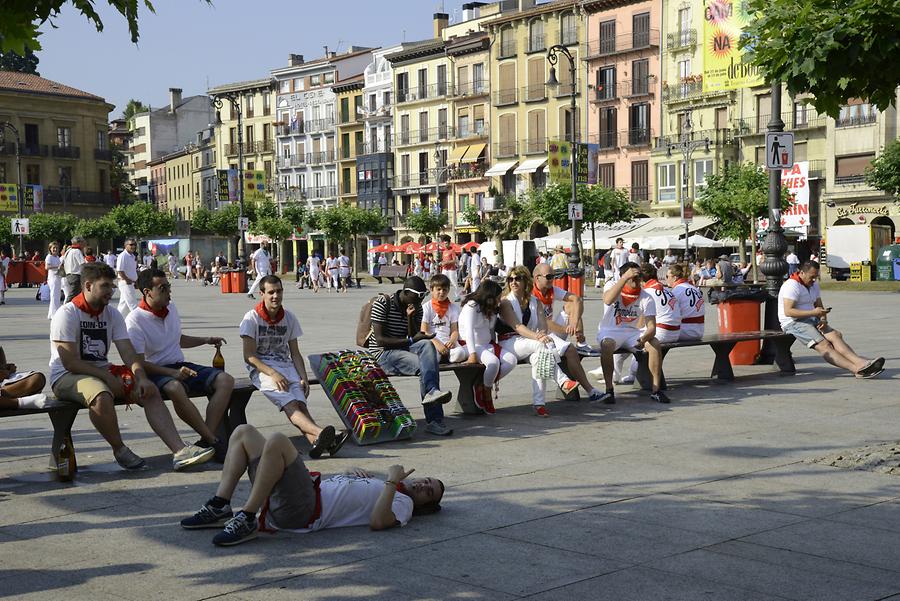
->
xmin=584 ymin=0 xmax=660 ymax=215
xmin=148 ymin=160 xmax=167 ymax=212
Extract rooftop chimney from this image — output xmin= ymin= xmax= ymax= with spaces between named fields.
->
xmin=289 ymin=54 xmax=305 ymax=66
xmin=434 ymin=12 xmax=449 ymax=38
xmin=169 ymin=88 xmax=182 ymax=113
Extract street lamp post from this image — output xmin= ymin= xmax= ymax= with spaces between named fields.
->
xmin=433 ymin=144 xmax=450 ymax=239
xmin=210 ymin=94 xmax=246 ymax=262
xmin=1 ymin=122 xmax=24 ymax=257
xmin=546 ymin=44 xmax=582 ymax=284
xmin=663 ymin=111 xmax=709 ymax=258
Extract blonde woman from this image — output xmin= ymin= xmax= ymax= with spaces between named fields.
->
xmin=45 ymin=242 xmax=63 ymax=318
xmin=498 ymin=266 xmax=604 ymax=416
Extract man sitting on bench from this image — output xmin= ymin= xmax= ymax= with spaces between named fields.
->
xmin=778 ymin=260 xmax=884 ymax=378
xmin=180 ymin=424 xmax=444 ymax=547
xmin=594 ymin=263 xmax=670 ymax=405
xmin=0 ymin=346 xmax=46 ymax=409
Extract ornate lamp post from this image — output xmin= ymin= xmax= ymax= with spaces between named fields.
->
xmin=663 ymin=110 xmax=709 ymax=258
xmin=546 ymin=44 xmax=582 ymax=287
xmin=210 ymin=94 xmax=246 ymax=261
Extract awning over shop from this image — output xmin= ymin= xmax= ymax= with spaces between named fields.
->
xmin=618 ymin=216 xmax=717 ymax=241
xmin=484 ymin=160 xmax=518 ymax=177
xmin=534 ymin=219 xmax=652 ymax=250
xmin=448 ymin=146 xmax=469 ymax=164
xmin=513 ymin=158 xmax=547 ymax=175
xmin=460 ymin=143 xmax=486 ymax=163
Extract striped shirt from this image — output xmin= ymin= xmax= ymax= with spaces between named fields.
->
xmin=366 ymin=293 xmax=421 ymax=359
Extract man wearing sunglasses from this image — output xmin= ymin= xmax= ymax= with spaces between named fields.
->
xmin=364 ymin=276 xmax=453 ymax=436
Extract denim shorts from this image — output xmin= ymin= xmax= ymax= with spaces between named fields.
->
xmin=149 ymin=362 xmax=222 ymax=396
xmin=782 ymin=318 xmax=832 ymax=348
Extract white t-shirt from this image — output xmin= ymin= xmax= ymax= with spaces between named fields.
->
xmin=307 ymin=256 xmax=320 ymax=273
xmin=627 ymin=251 xmax=642 ymax=264
xmin=338 ymin=254 xmax=351 ymax=276
xmin=62 ymin=247 xmax=85 ymax=275
xmin=421 ymin=301 xmax=461 ymax=344
xmin=458 ymin=300 xmax=497 ymax=349
xmin=599 ymin=279 xmax=655 ymax=332
xmin=326 ymin=257 xmax=338 ymax=273
xmin=642 ymin=280 xmax=680 ymax=326
xmin=49 ymin=302 xmax=129 ymax=386
xmin=116 ymin=251 xmax=138 ymax=282
xmin=672 ymin=281 xmax=705 ymax=321
xmin=253 ymin=249 xmax=271 ymax=274
xmin=45 ymin=254 xmax=61 ymax=278
xmin=778 ymin=278 xmax=821 ymax=327
xmin=239 ymin=308 xmax=303 ymax=369
xmin=125 ymin=303 xmax=184 ymax=366
xmin=105 ymin=252 xmax=117 ymax=268
xmin=662 ymin=254 xmax=678 ymax=266
xmin=273 ymin=476 xmax=413 ymax=533
xmin=611 ymin=247 xmax=629 ymax=271
xmin=786 ymin=253 xmax=800 ymax=265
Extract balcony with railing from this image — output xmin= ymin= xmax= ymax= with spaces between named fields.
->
xmin=20 ymin=143 xmax=49 ymax=157
xmin=666 ymin=29 xmax=697 ymax=51
xmin=625 ymin=128 xmax=653 ymax=148
xmin=275 ymin=155 xmax=306 ymax=168
xmin=525 ymin=137 xmax=548 ymax=155
xmin=498 ymin=39 xmax=517 ymax=59
xmin=395 ymin=82 xmax=450 ymax=105
xmin=43 ymin=186 xmax=117 ymax=206
xmin=807 ymin=159 xmax=825 ymax=179
xmin=394 ymin=126 xmax=455 ymax=147
xmin=834 ymin=174 xmax=867 ymax=185
xmin=303 ymin=117 xmax=335 ymax=133
xmin=590 ymin=130 xmax=619 ymax=150
xmin=527 ymin=33 xmax=545 ymax=53
xmin=553 ymin=77 xmax=582 ymax=98
xmin=276 ymin=123 xmax=304 ymax=136
xmin=494 ymin=140 xmax=518 ymax=159
xmin=306 ymin=150 xmax=336 ymax=165
xmin=52 ymin=145 xmax=80 ymax=159
xmin=735 ymin=111 xmax=828 ymax=136
xmin=359 ymin=141 xmax=392 ymax=155
xmin=586 ymin=29 xmax=660 ymax=58
xmin=493 ymin=88 xmax=519 ymax=107
xmin=836 ymin=111 xmax=878 ymax=128
xmin=305 ymin=185 xmax=338 ymax=200
xmin=661 ymin=79 xmax=712 ymax=102
xmin=448 ymin=161 xmax=488 ymax=181
xmin=653 ymin=128 xmax=734 ymax=152
xmin=523 ymin=83 xmax=546 ymax=102
xmin=392 ymin=171 xmax=448 ymax=189
xmin=451 ymin=80 xmax=489 ymax=98
xmin=94 ymin=148 xmax=113 ymax=161
xmin=455 ymin=122 xmax=488 ymax=140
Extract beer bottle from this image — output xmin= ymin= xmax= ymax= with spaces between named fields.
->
xmin=212 ymin=345 xmax=225 ymax=370
xmin=56 ymin=435 xmax=75 ymax=482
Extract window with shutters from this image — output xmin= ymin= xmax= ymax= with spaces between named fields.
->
xmin=500 ymin=28 xmax=516 ymax=57
xmin=835 ymin=153 xmax=874 ymax=183
xmin=716 ymin=107 xmax=728 ymax=130
xmin=437 ymin=65 xmax=447 ymax=96
xmin=418 ymin=69 xmax=428 ymax=100
xmin=633 ymin=13 xmax=650 ymax=48
xmin=341 ymin=133 xmax=351 ymax=159
xmin=628 ymin=103 xmax=650 ymax=146
xmin=396 ymin=73 xmax=409 ymax=102
xmin=557 ymin=50 xmax=576 ymax=95
xmin=497 ymin=63 xmax=517 ymax=105
xmin=631 ymin=161 xmax=648 ymax=201
xmin=560 ymin=13 xmax=577 ymax=45
xmin=400 ymin=154 xmax=410 ymax=187
xmin=596 ymin=67 xmax=616 ymax=100
xmin=526 ymin=58 xmax=545 ymax=101
xmin=560 ymin=106 xmax=579 ymax=142
xmin=473 ymin=63 xmax=485 ymax=94
xmin=419 ymin=112 xmax=429 ymax=142
xmin=498 ymin=113 xmax=516 ymax=157
xmin=418 ymin=152 xmax=429 ymax=185
xmin=528 ymin=19 xmax=544 ymax=52
xmin=631 ymin=59 xmax=649 ymax=95
xmin=527 ymin=109 xmax=546 ymax=154
xmin=599 ymin=108 xmax=616 ymax=149
xmin=756 ymin=94 xmax=771 ymax=131
xmin=438 ymin=108 xmax=448 ymax=139
xmin=400 ymin=114 xmax=410 ymax=144
xmin=474 ymin=104 xmax=486 ymax=136
xmin=340 ymin=98 xmax=350 ymax=123
xmin=599 ymin=20 xmax=616 ymax=54
xmin=457 ymin=65 xmax=469 ymax=96
xmin=458 ymin=108 xmax=470 ymax=137
xmin=599 ymin=163 xmax=615 ymax=188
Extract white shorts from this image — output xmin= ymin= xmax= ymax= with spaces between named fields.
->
xmin=597 ymin=328 xmax=641 ymax=351
xmin=250 ymin=364 xmax=307 ymax=409
xmin=653 ymin=326 xmax=681 ymax=344
xmin=679 ymin=324 xmax=704 ymax=341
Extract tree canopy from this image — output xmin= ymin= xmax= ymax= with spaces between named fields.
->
xmin=866 ymin=138 xmax=900 ymax=198
xmin=105 ymin=202 xmax=174 ymax=238
xmin=122 ymin=99 xmax=149 ymax=121
xmin=0 ymin=37 xmax=39 ymax=74
xmin=309 ymin=203 xmax=388 ymax=246
xmin=528 ymin=183 xmax=635 ymax=229
xmin=742 ymin=0 xmax=900 ymax=118
xmin=27 ymin=212 xmax=75 ymax=245
xmin=401 ymin=207 xmax=448 ymax=242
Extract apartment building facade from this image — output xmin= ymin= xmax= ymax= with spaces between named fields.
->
xmin=0 ymin=71 xmax=115 ymax=218
xmin=334 ymin=75 xmax=365 ymax=205
xmin=584 ymin=0 xmax=660 ymax=214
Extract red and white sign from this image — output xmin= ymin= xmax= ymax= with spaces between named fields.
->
xmin=758 ymin=161 xmax=809 ymax=235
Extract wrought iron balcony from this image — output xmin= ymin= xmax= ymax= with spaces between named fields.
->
xmin=51 ymin=145 xmax=80 ymax=159
xmin=586 ymin=29 xmax=660 ymax=57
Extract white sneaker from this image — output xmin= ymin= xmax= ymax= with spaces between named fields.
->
xmin=173 ymin=444 xmax=215 ymax=471
xmin=422 ymin=388 xmax=452 ymax=405
xmin=588 ymin=366 xmax=604 ymax=379
xmin=619 ymin=375 xmax=635 ymax=385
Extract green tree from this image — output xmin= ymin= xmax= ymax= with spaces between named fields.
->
xmin=696 ymin=162 xmax=791 ymax=263
xmin=106 ymin=202 xmax=175 ymax=238
xmin=401 ymin=208 xmax=448 ymax=242
xmin=308 ymin=203 xmax=387 ymax=277
xmin=28 ymin=212 xmax=75 ymax=245
xmin=1 ymin=1 xmax=211 ymax=54
xmin=190 ymin=206 xmax=214 ymax=234
xmin=110 ymin=144 xmax=136 ymax=202
xmin=461 ymin=192 xmax=533 ymax=265
xmin=122 ymin=99 xmax=149 ymax=121
xmin=280 ymin=203 xmax=308 ymax=234
xmin=742 ymin=0 xmax=900 ymax=118
xmin=74 ymin=214 xmax=119 ymax=245
xmin=0 ymin=216 xmax=14 ymax=246
xmin=0 ymin=36 xmax=39 ymax=74
xmin=866 ymin=138 xmax=900 ymax=198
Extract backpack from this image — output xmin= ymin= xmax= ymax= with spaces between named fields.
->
xmin=355 ymin=293 xmax=392 ymax=347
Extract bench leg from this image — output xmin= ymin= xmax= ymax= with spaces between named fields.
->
xmin=453 ymin=368 xmax=486 ymax=415
xmin=710 ymin=343 xmax=737 ymax=380
xmin=224 ymin=389 xmax=253 ymax=437
xmin=773 ymin=335 xmax=796 ymax=374
xmin=49 ymin=406 xmax=79 ymax=473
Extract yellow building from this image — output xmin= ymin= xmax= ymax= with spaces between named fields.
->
xmin=0 ymin=71 xmax=115 ymax=219
xmin=333 ymin=75 xmax=365 ymax=206
xmin=208 ymin=78 xmax=277 ymax=200
xmin=483 ymin=0 xmax=585 ymax=207
xmin=150 ymin=147 xmax=193 ymax=222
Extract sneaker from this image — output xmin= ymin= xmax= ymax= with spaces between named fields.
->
xmin=619 ymin=375 xmax=636 ymax=385
xmin=308 ymin=425 xmax=336 ymax=459
xmin=592 ymin=390 xmax=616 ymax=404
xmin=588 ymin=366 xmax=605 ymax=379
xmin=328 ymin=430 xmax=352 ymax=457
xmin=114 ymin=446 xmax=146 ymax=470
xmin=173 ymin=444 xmax=216 ymax=471
xmin=587 ymin=388 xmax=606 ymax=402
xmin=534 ymin=405 xmax=550 ymax=417
xmin=560 ymin=380 xmax=579 ymax=395
xmin=247 ymin=293 xmax=255 ymax=300
xmin=483 ymin=396 xmax=496 ymax=415
xmin=576 ymin=342 xmax=601 ymax=357
xmin=857 ymin=367 xmax=885 ymax=379
xmin=650 ymin=390 xmax=671 ymax=404
xmin=181 ymin=500 xmax=233 ymax=529
xmin=473 ymin=384 xmax=486 ymax=411
xmin=197 ymin=438 xmax=228 ymax=463
xmin=425 ymin=420 xmax=453 ymax=436
xmin=858 ymin=357 xmax=885 ymax=377
xmin=212 ymin=512 xmax=258 ymax=547
xmin=422 ymin=388 xmax=452 ymax=405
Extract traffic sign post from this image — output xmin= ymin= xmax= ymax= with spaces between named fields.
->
xmin=237 ymin=217 xmax=249 ymax=231
xmin=765 ymin=131 xmax=794 ymax=170
xmin=568 ymin=202 xmax=583 ymax=220
xmin=11 ymin=217 xmax=29 ymax=235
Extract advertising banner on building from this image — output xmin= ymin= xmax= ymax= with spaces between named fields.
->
xmin=758 ymin=161 xmax=810 ymax=236
xmin=217 ymin=169 xmax=239 ymax=203
xmin=0 ymin=184 xmax=18 ymax=212
xmin=548 ymin=139 xmax=572 ymax=185
xmin=244 ymin=170 xmax=267 ymax=202
xmin=576 ymin=143 xmax=599 ymax=185
xmin=24 ymin=185 xmax=43 ymax=213
xmin=702 ymin=0 xmax=763 ymax=93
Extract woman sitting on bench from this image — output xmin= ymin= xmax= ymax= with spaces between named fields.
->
xmin=0 ymin=346 xmax=47 ymax=409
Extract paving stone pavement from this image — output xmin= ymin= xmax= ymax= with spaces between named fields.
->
xmin=0 ymin=279 xmax=898 ymax=600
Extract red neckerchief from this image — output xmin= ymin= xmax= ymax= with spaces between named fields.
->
xmin=85 ymin=256 xmax=96 ymax=262
xmin=72 ymin=292 xmax=104 ymax=318
xmin=431 ymin=298 xmax=450 ymax=319
xmin=69 ymin=244 xmax=82 ymax=250
xmin=643 ymin=279 xmax=663 ymax=292
xmin=396 ymin=481 xmax=414 ymax=500
xmin=621 ymin=285 xmax=642 ymax=307
xmin=673 ymin=278 xmax=689 ymax=286
xmin=255 ymin=301 xmax=284 ymax=325
xmin=790 ymin=272 xmax=812 ymax=289
xmin=139 ymin=299 xmax=169 ymax=319
xmin=532 ymin=285 xmax=554 ymax=309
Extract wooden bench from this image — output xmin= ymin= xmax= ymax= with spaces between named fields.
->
xmin=373 ymin=265 xmax=408 ymax=284
xmin=624 ymin=331 xmax=795 ymax=390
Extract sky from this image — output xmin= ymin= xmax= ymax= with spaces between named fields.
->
xmin=35 ymin=1 xmax=470 ymax=117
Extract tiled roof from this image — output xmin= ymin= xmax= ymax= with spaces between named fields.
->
xmin=0 ymin=71 xmax=105 ymax=101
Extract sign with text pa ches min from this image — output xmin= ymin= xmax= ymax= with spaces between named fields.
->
xmin=758 ymin=161 xmax=810 ymax=236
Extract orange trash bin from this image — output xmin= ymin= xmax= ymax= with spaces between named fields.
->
xmin=220 ymin=270 xmax=232 ymax=293
xmin=230 ymin=270 xmax=248 ymax=293
xmin=717 ymin=299 xmax=762 ymax=365
xmin=566 ymin=271 xmax=584 ymax=298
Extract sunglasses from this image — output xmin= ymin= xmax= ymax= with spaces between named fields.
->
xmin=403 ymin=288 xmax=427 ymax=299
xmin=507 ymin=275 xmax=525 ymax=283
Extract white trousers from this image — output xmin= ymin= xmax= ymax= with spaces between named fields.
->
xmin=470 ymin=343 xmax=517 ymax=387
xmin=500 ymin=336 xmax=569 ymax=406
xmin=47 ymin=274 xmax=62 ymax=318
xmin=248 ymin=270 xmax=271 ymax=296
xmin=117 ymin=279 xmax=138 ymax=316
xmin=442 ymin=268 xmax=459 ymax=300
